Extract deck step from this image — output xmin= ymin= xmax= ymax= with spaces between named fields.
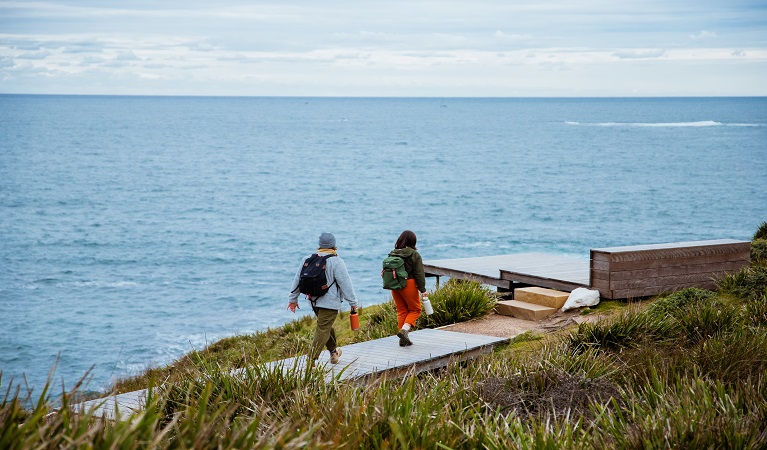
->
xmin=495 ymin=300 xmax=558 ymax=321
xmin=515 ymin=286 xmax=569 ymax=309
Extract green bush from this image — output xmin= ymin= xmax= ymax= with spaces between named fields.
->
xmin=417 ymin=279 xmax=497 ymax=328
xmin=751 ymin=239 xmax=767 ymax=265
xmin=753 ymin=221 xmax=767 ymax=241
xmin=565 ymin=309 xmax=661 ymax=353
xmin=745 ymin=290 xmax=767 ymax=327
xmin=670 ymin=298 xmax=740 ymax=346
xmin=647 ymin=288 xmax=718 ymax=319
xmin=717 ymin=265 xmax=767 ymax=301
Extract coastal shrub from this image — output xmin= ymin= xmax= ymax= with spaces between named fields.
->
xmin=647 ymin=287 xmax=717 ymax=319
xmin=417 ymin=279 xmax=497 ymax=328
xmin=593 ymin=373 xmax=767 ymax=449
xmin=753 ymin=221 xmax=767 ymax=241
xmin=745 ymin=291 xmax=767 ymax=326
xmin=669 ymin=298 xmax=740 ymax=346
xmin=694 ymin=326 xmax=767 ymax=384
xmin=565 ymin=309 xmax=660 ymax=353
xmin=717 ymin=265 xmax=767 ymax=301
xmin=751 ymin=239 xmax=767 ymax=265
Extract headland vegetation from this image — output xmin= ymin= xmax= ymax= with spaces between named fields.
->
xmin=2 ymin=222 xmax=767 ymax=449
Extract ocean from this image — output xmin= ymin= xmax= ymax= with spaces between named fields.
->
xmin=1 ymin=95 xmax=765 ymax=395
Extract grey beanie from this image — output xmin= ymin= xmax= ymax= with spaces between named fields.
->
xmin=319 ymin=232 xmax=336 ymax=248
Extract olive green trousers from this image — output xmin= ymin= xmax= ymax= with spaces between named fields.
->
xmin=310 ymin=307 xmax=338 ymax=360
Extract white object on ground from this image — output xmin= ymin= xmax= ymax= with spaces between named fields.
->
xmin=562 ymin=288 xmax=600 ymax=312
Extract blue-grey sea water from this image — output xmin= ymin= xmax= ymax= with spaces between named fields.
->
xmin=1 ymin=95 xmax=766 ymax=395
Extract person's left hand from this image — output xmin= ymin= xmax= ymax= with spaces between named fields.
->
xmin=287 ymin=303 xmax=299 ymax=313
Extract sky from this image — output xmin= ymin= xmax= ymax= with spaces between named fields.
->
xmin=1 ymin=1 xmax=766 ymax=97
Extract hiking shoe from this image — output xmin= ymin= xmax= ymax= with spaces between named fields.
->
xmin=397 ymin=329 xmax=413 ymax=347
xmin=330 ymin=348 xmax=342 ymax=364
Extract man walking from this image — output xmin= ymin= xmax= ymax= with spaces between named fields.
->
xmin=288 ymin=232 xmax=358 ymax=364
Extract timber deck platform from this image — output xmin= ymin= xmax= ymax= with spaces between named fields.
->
xmin=423 ymin=253 xmax=589 ymax=292
xmin=423 ymin=239 xmax=750 ymax=300
xmin=76 ymin=329 xmax=507 ymax=421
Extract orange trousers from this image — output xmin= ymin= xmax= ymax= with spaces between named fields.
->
xmin=392 ymin=279 xmax=422 ymax=329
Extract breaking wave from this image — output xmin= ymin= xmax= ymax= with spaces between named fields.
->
xmin=565 ymin=120 xmax=764 ymax=127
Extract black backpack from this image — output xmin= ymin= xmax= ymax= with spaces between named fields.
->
xmin=294 ymin=254 xmax=336 ymax=299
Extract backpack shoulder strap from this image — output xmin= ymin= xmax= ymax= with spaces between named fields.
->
xmin=322 ymin=254 xmax=338 ymax=290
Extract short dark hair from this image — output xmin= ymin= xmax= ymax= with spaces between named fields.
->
xmin=395 ymin=230 xmax=417 ymax=250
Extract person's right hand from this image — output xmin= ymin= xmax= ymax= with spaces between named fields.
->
xmin=287 ymin=303 xmax=299 ymax=313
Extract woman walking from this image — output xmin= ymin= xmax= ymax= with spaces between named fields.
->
xmin=388 ymin=230 xmax=426 ymax=346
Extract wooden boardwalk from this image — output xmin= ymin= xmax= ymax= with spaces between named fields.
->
xmin=77 ymin=329 xmax=507 ymax=420
xmin=423 ymin=239 xmax=750 ymax=299
xmin=424 ymin=253 xmax=589 ymax=292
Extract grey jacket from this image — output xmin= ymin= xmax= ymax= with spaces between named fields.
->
xmin=288 ymin=253 xmax=358 ymax=310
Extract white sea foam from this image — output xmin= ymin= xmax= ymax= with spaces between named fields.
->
xmin=565 ymin=120 xmax=764 ymax=127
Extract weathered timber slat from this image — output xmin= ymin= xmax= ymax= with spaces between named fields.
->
xmin=608 ymin=271 xmax=729 ymax=290
xmin=421 ymin=265 xmax=512 ymax=289
xmin=590 ymin=269 xmax=610 ymax=281
xmin=594 ymin=251 xmax=750 ymax=272
xmin=499 ymin=271 xmax=587 ymax=292
xmin=590 ymin=278 xmax=610 ymax=292
xmin=592 ymin=239 xmax=747 ymax=254
xmin=606 ymin=260 xmax=748 ymax=282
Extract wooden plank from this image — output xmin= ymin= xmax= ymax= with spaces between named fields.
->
xmin=590 ymin=269 xmax=610 ymax=281
xmin=421 ymin=265 xmax=511 ymax=289
xmin=608 ymin=271 xmax=729 ymax=290
xmin=590 ymin=278 xmax=610 ymax=293
xmin=600 ymin=251 xmax=750 ymax=272
xmin=500 ymin=270 xmax=587 ymax=292
xmin=272 ymin=329 xmax=508 ymax=382
xmin=605 ymin=246 xmax=750 ymax=265
xmin=606 ymin=260 xmax=749 ymax=282
xmin=76 ymin=330 xmax=508 ymax=421
xmin=592 ymin=241 xmax=749 ymax=263
xmin=77 ymin=389 xmax=148 ymax=421
xmin=592 ymin=239 xmax=748 ymax=254
xmin=591 ymin=259 xmax=610 ymax=271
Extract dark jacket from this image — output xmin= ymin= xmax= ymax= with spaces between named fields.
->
xmin=388 ymin=247 xmax=426 ymax=293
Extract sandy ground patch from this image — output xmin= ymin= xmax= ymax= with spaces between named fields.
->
xmin=440 ymin=309 xmax=606 ymax=338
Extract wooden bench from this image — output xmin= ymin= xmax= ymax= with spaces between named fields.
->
xmin=590 ymin=239 xmax=750 ymax=299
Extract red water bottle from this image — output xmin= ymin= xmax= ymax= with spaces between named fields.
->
xmin=349 ymin=309 xmax=360 ymax=330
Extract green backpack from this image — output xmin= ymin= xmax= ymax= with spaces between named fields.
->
xmin=382 ymin=255 xmax=408 ymax=290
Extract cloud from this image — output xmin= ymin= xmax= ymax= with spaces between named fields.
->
xmin=494 ymin=31 xmax=533 ymax=42
xmin=613 ymin=49 xmax=667 ymax=59
xmin=115 ymin=50 xmax=139 ymax=61
xmin=690 ymin=30 xmax=717 ymax=41
xmin=16 ymin=50 xmax=51 ymax=60
xmin=1 ymin=2 xmax=766 ymax=96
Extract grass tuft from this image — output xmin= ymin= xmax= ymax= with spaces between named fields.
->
xmin=753 ymin=221 xmax=767 ymax=241
xmin=418 ymin=279 xmax=497 ymax=328
xmin=717 ymin=265 xmax=767 ymax=301
xmin=751 ymin=239 xmax=767 ymax=265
